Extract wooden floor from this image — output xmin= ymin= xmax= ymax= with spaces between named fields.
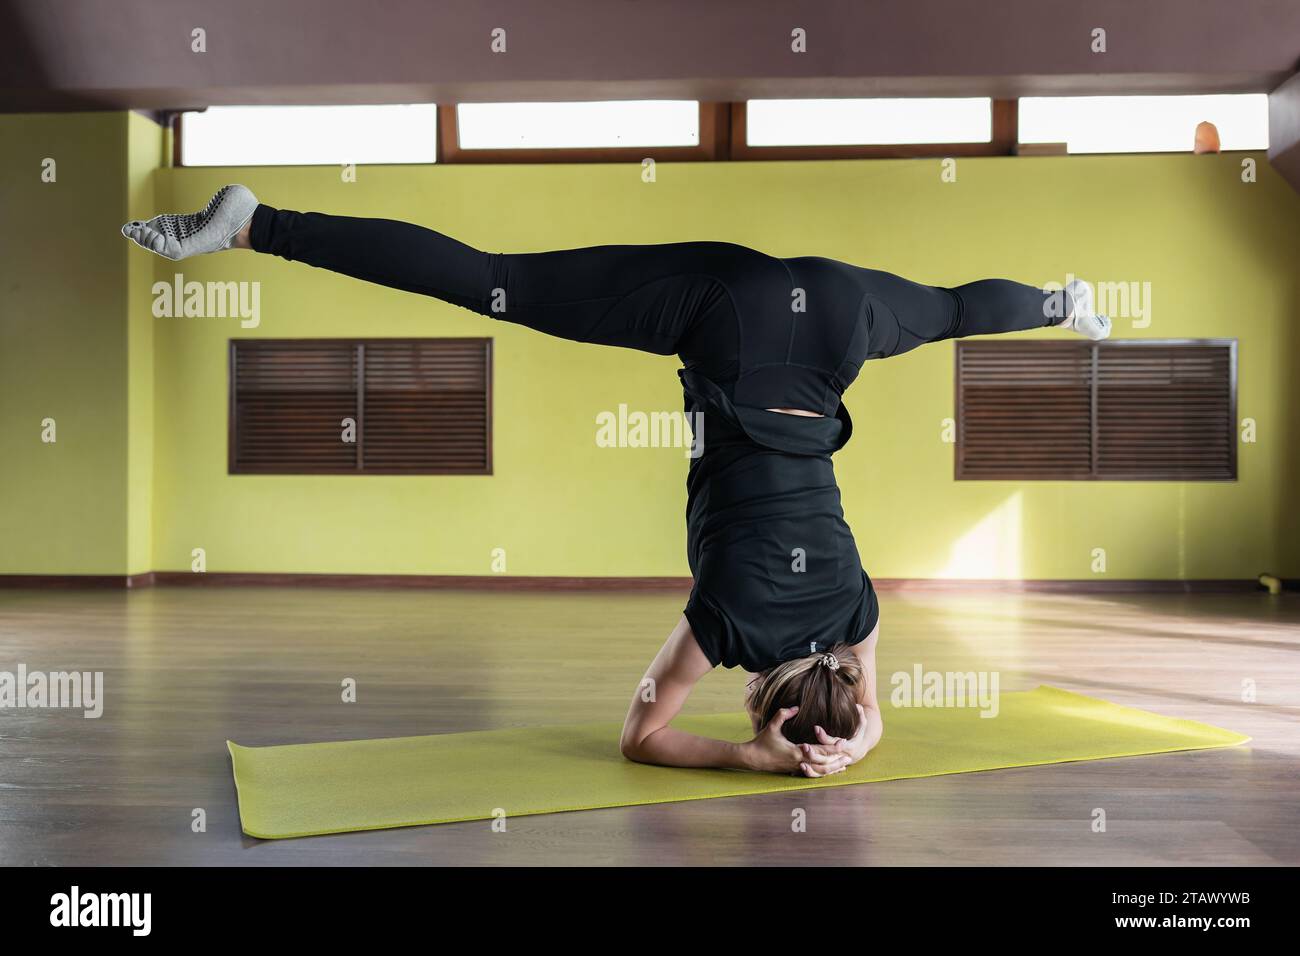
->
xmin=1 ymin=586 xmax=1297 ymax=866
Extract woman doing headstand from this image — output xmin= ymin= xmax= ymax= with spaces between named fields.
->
xmin=123 ymin=185 xmax=1110 ymax=777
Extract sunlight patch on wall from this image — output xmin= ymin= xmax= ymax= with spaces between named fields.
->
xmin=934 ymin=493 xmax=1024 ymax=580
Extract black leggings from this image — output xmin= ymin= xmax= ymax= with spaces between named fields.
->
xmin=249 ymin=204 xmax=1065 ymax=402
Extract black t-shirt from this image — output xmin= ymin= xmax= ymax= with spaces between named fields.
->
xmin=679 ymin=369 xmax=879 ymax=673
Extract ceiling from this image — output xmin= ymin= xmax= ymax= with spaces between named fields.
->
xmin=2 ymin=0 xmax=1297 ymax=112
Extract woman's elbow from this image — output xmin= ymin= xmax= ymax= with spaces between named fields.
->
xmin=619 ymin=727 xmax=643 ymax=761
xmin=619 ymin=725 xmax=656 ymax=763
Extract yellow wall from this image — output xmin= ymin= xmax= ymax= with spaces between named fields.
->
xmin=150 ymin=153 xmax=1300 ymax=580
xmin=0 ymin=113 xmax=130 ymax=574
xmin=4 ymin=113 xmax=1298 ymax=579
xmin=125 ymin=112 xmax=166 ymax=574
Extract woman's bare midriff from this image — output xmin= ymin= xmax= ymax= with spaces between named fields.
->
xmin=766 ymin=407 xmax=824 ymax=418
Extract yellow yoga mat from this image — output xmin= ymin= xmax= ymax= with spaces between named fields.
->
xmin=227 ymin=685 xmax=1248 ymax=839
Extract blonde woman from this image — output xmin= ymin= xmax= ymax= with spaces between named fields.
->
xmin=123 ymin=185 xmax=1110 ymax=776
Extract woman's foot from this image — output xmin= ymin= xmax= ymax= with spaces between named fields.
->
xmin=121 ymin=184 xmax=258 ymax=260
xmin=1058 ymin=278 xmax=1112 ymax=340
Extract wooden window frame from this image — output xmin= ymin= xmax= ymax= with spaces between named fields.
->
xmin=229 ymin=337 xmax=493 ymax=476
xmin=171 ymin=98 xmax=1262 ymax=165
xmin=954 ymin=338 xmax=1238 ymax=482
xmin=173 ymin=101 xmax=1010 ymax=166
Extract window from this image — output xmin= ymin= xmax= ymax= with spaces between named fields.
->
xmin=455 ymin=100 xmax=699 ymax=149
xmin=955 ymin=340 xmax=1236 ymax=481
xmin=731 ymin=99 xmax=1017 ymax=159
xmin=1018 ymin=95 xmax=1269 ymax=154
xmin=179 ymin=105 xmax=439 ymax=166
xmin=174 ymin=96 xmax=1272 ymax=166
xmin=230 ymin=339 xmax=491 ymax=474
xmin=745 ymin=98 xmax=993 ymax=146
xmin=439 ymin=101 xmax=722 ymax=163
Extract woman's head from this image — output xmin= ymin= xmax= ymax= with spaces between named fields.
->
xmin=745 ymin=644 xmax=863 ymax=744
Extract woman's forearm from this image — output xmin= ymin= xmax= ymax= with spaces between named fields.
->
xmin=623 ymin=726 xmax=752 ymax=770
xmin=861 ymin=706 xmax=884 ymax=755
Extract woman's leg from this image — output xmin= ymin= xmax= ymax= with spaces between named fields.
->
xmin=947 ymin=278 xmax=1110 ymax=343
xmin=123 ymin=187 xmax=737 ymax=360
xmin=247 ymin=203 xmax=734 ymax=358
xmin=866 ymin=273 xmax=1105 ymax=361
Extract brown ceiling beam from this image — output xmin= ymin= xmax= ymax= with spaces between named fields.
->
xmin=2 ymin=1 xmax=1299 ymax=112
xmin=1269 ymin=72 xmax=1300 ymax=195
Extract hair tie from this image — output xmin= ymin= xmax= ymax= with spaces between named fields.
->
xmin=819 ymin=652 xmax=840 ymax=671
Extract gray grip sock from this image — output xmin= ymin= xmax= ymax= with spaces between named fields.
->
xmin=121 ymin=184 xmax=258 ymax=260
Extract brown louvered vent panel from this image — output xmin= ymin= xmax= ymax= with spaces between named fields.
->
xmin=232 ymin=341 xmax=358 ymax=473
xmin=1095 ymin=344 xmax=1234 ymax=480
xmin=363 ymin=339 xmax=491 ymax=473
xmin=956 ymin=340 xmax=1235 ymax=481
xmin=230 ymin=339 xmax=492 ymax=475
xmin=957 ymin=342 xmax=1093 ymax=479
